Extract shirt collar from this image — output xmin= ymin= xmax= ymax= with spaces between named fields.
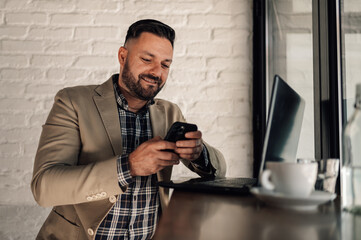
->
xmin=112 ymin=74 xmax=155 ymax=113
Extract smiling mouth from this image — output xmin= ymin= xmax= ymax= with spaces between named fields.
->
xmin=141 ymin=76 xmax=160 ymax=85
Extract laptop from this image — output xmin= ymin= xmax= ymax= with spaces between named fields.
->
xmin=158 ymin=75 xmax=305 ymax=194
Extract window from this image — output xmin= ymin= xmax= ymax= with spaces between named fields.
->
xmin=252 ymin=0 xmax=360 ymax=195
xmin=266 ymin=0 xmax=314 ymax=159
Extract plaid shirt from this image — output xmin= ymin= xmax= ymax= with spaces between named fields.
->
xmin=95 ymin=78 xmax=158 ymax=240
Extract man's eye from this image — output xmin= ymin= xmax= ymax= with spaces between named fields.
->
xmin=142 ymin=58 xmax=151 ymax=62
xmin=162 ymin=64 xmax=170 ymax=69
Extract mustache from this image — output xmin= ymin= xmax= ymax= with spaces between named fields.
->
xmin=139 ymin=74 xmax=160 ymax=83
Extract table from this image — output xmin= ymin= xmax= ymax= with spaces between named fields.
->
xmin=153 ymin=190 xmax=361 ymax=240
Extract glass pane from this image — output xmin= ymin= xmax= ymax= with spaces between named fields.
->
xmin=341 ymin=0 xmax=361 ymax=121
xmin=267 ymin=0 xmax=314 ymax=159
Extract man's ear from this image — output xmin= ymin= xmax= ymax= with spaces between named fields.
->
xmin=118 ymin=46 xmax=128 ymax=66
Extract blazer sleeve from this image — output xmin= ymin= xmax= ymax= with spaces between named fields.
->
xmin=31 ymin=89 xmax=123 ymax=207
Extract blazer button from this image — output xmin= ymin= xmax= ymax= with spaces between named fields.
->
xmin=87 ymin=228 xmax=94 ymax=236
xmin=109 ymin=195 xmax=116 ymax=203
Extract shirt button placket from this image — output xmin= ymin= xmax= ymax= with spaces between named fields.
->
xmin=135 ymin=116 xmax=140 ymax=147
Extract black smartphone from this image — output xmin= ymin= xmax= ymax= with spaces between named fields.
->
xmin=164 ymin=122 xmax=198 ymax=143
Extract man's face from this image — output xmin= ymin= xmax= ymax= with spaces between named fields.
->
xmin=119 ymin=32 xmax=173 ymax=101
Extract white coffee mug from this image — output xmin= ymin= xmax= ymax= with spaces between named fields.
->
xmin=261 ymin=161 xmax=317 ymax=197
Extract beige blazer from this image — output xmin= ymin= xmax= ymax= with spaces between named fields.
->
xmin=31 ymin=76 xmax=226 ymax=240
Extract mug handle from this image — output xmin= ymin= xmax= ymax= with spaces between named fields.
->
xmin=261 ymin=169 xmax=275 ymax=190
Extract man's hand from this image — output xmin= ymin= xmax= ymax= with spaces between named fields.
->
xmin=128 ymin=136 xmax=180 ymax=176
xmin=174 ymin=131 xmax=203 ymax=161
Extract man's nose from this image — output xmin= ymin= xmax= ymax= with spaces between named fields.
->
xmin=149 ymin=63 xmax=162 ymax=77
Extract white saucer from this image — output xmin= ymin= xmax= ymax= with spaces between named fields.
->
xmin=250 ymin=187 xmax=336 ymax=211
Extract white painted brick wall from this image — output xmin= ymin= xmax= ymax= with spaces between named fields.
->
xmin=0 ymin=0 xmax=253 ymax=238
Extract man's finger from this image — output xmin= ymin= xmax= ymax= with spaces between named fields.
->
xmin=155 ymin=140 xmax=177 ymax=151
xmin=176 ymin=139 xmax=202 ymax=148
xmin=157 ymin=151 xmax=180 ymax=161
xmin=184 ymin=131 xmax=202 ymax=139
xmin=157 ymin=159 xmax=180 ymax=166
xmin=176 ymin=145 xmax=202 ymax=155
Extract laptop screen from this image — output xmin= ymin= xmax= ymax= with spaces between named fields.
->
xmin=258 ymin=75 xmax=305 ymax=177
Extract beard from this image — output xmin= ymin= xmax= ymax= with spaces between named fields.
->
xmin=121 ymin=60 xmax=164 ymax=101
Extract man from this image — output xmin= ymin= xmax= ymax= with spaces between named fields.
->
xmin=31 ymin=19 xmax=226 ymax=240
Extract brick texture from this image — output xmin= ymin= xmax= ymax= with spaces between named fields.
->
xmin=0 ymin=0 xmax=253 ymax=238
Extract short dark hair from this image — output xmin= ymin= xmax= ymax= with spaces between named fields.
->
xmin=124 ymin=19 xmax=175 ymax=47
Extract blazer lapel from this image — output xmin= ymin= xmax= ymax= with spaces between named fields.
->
xmin=150 ymin=103 xmax=173 ymax=182
xmin=149 ymin=102 xmax=167 ymax=139
xmin=93 ymin=77 xmax=122 ymax=156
